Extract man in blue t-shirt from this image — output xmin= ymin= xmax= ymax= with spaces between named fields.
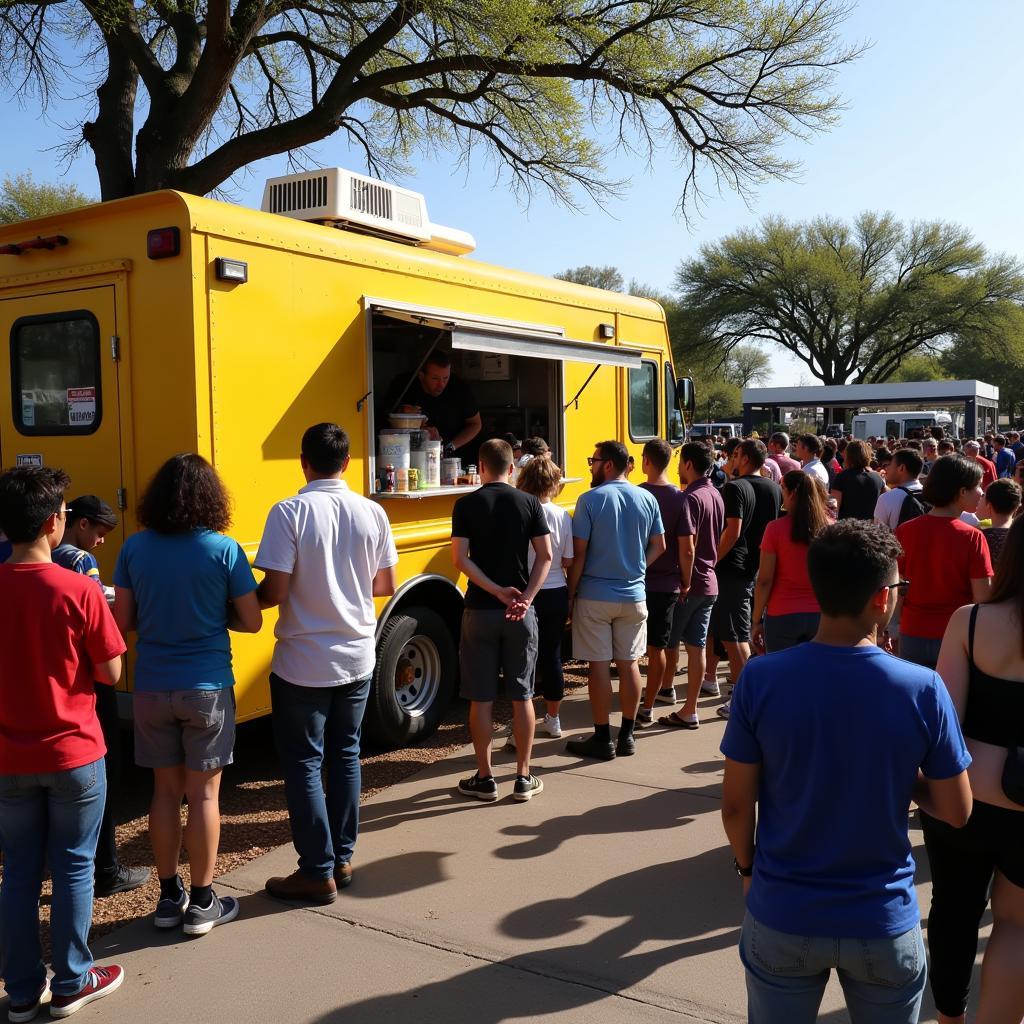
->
xmin=565 ymin=440 xmax=665 ymax=760
xmin=993 ymin=434 xmax=1016 ymax=477
xmin=720 ymin=518 xmax=972 ymax=1022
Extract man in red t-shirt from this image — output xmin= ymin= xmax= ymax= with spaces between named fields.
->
xmin=0 ymin=467 xmax=127 ymax=1019
xmin=963 ymin=440 xmax=997 ymax=491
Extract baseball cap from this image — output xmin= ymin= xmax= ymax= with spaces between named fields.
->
xmin=66 ymin=495 xmax=118 ymax=528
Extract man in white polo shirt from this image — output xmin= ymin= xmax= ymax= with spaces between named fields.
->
xmin=255 ymin=423 xmax=397 ymax=903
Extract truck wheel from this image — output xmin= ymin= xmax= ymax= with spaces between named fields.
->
xmin=366 ymin=607 xmax=457 ymax=748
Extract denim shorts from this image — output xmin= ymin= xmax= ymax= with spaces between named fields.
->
xmin=133 ymin=688 xmax=236 ymax=772
xmin=669 ymin=594 xmax=716 ymax=648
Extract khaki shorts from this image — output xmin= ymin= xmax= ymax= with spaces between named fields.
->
xmin=572 ymin=598 xmax=647 ymax=662
xmin=133 ymin=688 xmax=236 ymax=773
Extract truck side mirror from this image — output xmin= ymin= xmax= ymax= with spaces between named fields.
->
xmin=676 ymin=376 xmax=696 ymax=418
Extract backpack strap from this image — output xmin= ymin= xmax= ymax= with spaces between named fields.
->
xmin=968 ymin=603 xmax=979 ymax=666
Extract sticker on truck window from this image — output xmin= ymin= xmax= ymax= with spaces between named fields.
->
xmin=16 ymin=454 xmax=43 ymax=467
xmin=21 ymin=394 xmax=35 ymax=427
xmin=67 ymin=387 xmax=97 ymax=427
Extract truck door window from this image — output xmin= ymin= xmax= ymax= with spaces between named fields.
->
xmin=11 ymin=311 xmax=101 ymax=435
xmin=628 ymin=360 xmax=658 ymax=441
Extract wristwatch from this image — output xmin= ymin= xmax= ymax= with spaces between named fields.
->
xmin=733 ymin=857 xmax=753 ymax=878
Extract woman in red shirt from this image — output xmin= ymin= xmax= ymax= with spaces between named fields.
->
xmin=751 ymin=471 xmax=829 ymax=653
xmin=896 ymin=455 xmax=992 ymax=670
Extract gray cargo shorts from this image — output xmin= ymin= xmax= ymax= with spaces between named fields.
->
xmin=133 ymin=688 xmax=236 ymax=772
xmin=459 ymin=607 xmax=539 ymax=702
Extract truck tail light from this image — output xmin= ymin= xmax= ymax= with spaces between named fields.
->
xmin=147 ymin=227 xmax=180 ymax=259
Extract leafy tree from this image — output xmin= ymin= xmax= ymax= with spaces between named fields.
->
xmin=1 ymin=1 xmax=862 ymax=202
xmin=555 ymin=266 xmax=624 ymax=292
xmin=939 ymin=307 xmax=1024 ymax=422
xmin=0 ymin=172 xmax=94 ymax=224
xmin=727 ymin=343 xmax=772 ymax=389
xmin=886 ymin=353 xmax=949 ymax=383
xmin=676 ymin=213 xmax=1024 ymax=385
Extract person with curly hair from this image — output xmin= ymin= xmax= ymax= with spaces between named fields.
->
xmin=113 ymin=454 xmax=262 ymax=937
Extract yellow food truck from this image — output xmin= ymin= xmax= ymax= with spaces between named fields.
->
xmin=0 ymin=168 xmax=694 ymax=747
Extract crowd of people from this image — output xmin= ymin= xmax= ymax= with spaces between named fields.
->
xmin=0 ymin=418 xmax=1022 ymax=1024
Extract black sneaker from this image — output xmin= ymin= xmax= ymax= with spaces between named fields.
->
xmin=512 ymin=774 xmax=543 ymax=802
xmin=565 ymin=734 xmax=616 ymax=761
xmin=634 ymin=709 xmax=655 ymax=729
xmin=7 ymin=980 xmax=47 ymax=1023
xmin=457 ymin=773 xmax=498 ymax=802
xmin=95 ymin=864 xmax=151 ymax=898
xmin=616 ymin=733 xmax=636 ymax=757
xmin=183 ymin=892 xmax=239 ymax=937
xmin=154 ymin=883 xmax=189 ymax=929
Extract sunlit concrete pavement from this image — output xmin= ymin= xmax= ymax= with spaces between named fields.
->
xmin=25 ymin=672 xmax=986 ymax=1023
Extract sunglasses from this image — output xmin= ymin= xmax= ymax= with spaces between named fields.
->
xmin=883 ymin=580 xmax=911 ymax=593
xmin=587 ymin=457 xmax=609 ymax=467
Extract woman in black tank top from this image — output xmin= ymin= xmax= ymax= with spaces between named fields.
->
xmin=921 ymin=517 xmax=1024 ymax=1024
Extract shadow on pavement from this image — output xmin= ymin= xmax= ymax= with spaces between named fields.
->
xmin=312 ymin=847 xmax=741 ymax=1024
xmin=495 ymin=784 xmax=721 ymax=860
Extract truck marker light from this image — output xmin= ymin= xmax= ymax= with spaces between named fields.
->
xmin=147 ymin=227 xmax=180 ymax=259
xmin=214 ymin=257 xmax=248 ymax=283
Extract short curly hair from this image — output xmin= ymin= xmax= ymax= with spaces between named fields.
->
xmin=137 ymin=453 xmax=232 ymax=534
xmin=517 ymin=455 xmax=562 ymax=498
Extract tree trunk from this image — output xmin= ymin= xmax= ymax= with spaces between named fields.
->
xmin=84 ymin=44 xmax=138 ymax=201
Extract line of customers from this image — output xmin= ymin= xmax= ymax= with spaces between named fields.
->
xmin=3 ymin=429 xmax=1023 ymax=1023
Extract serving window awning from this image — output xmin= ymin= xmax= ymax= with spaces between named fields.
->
xmin=368 ymin=298 xmax=642 ymax=369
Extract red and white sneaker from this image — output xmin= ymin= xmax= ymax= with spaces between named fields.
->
xmin=49 ymin=966 xmax=124 ymax=1018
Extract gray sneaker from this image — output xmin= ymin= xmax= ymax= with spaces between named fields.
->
xmin=183 ymin=892 xmax=239 ymax=937
xmin=700 ymin=679 xmax=721 ymax=697
xmin=512 ymin=775 xmax=543 ymax=802
xmin=154 ymin=885 xmax=189 ymax=929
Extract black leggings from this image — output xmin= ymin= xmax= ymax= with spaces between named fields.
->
xmin=921 ymin=801 xmax=1024 ymax=1016
xmin=532 ymin=587 xmax=568 ymax=703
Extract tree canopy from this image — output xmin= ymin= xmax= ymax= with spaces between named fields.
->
xmin=2 ymin=1 xmax=862 ymax=203
xmin=554 ymin=265 xmax=624 ymax=292
xmin=676 ymin=213 xmax=1024 ymax=385
xmin=0 ymin=172 xmax=95 ymax=224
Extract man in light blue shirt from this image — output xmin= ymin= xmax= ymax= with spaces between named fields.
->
xmin=565 ymin=440 xmax=665 ymax=760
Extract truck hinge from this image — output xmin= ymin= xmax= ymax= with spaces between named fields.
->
xmin=116 ymin=487 xmax=127 ymax=510
xmin=110 ymin=335 xmax=121 ymax=361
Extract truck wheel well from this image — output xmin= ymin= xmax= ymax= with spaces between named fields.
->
xmin=385 ymin=577 xmax=463 ymax=643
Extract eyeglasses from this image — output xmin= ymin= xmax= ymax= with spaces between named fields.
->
xmin=586 ymin=457 xmax=609 ymax=467
xmin=882 ymin=579 xmax=911 ymax=593
xmin=59 ymin=506 xmax=73 ymax=516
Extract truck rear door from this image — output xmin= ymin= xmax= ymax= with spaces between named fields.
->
xmin=0 ymin=284 xmax=126 ymax=579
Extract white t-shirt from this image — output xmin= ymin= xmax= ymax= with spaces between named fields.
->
xmin=874 ymin=479 xmax=923 ymax=530
xmin=255 ymin=478 xmax=398 ymax=686
xmin=802 ymin=458 xmax=830 ymax=488
xmin=528 ymin=501 xmax=573 ymax=590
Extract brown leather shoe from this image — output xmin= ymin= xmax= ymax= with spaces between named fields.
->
xmin=334 ymin=863 xmax=353 ymax=890
xmin=265 ymin=870 xmax=337 ymax=904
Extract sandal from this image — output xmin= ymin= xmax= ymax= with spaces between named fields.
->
xmin=658 ymin=711 xmax=699 ymax=730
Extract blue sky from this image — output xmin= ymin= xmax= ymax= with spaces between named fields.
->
xmin=2 ymin=1 xmax=1022 ymax=385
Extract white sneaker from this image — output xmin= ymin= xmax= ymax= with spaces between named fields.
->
xmin=717 ymin=701 xmax=731 ymax=720
xmin=700 ymin=679 xmax=721 ymax=697
xmin=542 ymin=714 xmax=562 ymax=738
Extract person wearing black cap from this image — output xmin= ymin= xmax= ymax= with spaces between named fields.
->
xmin=53 ymin=495 xmax=151 ymax=898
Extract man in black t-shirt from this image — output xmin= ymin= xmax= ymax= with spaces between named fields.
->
xmin=383 ymin=350 xmax=481 ymax=454
xmin=714 ymin=439 xmax=781 ymax=717
xmin=451 ymin=439 xmax=552 ymax=802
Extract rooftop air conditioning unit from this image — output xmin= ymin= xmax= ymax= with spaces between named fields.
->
xmin=260 ymin=168 xmax=476 ymax=256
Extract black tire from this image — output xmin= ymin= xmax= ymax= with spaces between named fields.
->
xmin=365 ymin=606 xmax=457 ymax=749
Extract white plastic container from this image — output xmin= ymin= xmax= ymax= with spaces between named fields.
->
xmin=378 ymin=430 xmax=411 ymax=470
xmin=424 ymin=441 xmax=442 ymax=488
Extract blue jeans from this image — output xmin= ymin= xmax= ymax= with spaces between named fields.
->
xmin=0 ymin=760 xmax=106 ymax=1002
xmin=270 ymin=673 xmax=371 ymax=880
xmin=740 ymin=913 xmax=926 ymax=1024
xmin=899 ymin=635 xmax=943 ymax=670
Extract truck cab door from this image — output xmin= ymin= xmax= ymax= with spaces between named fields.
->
xmin=0 ymin=285 xmax=125 ymax=579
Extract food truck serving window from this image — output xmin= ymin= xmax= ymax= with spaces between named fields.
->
xmin=12 ymin=311 xmax=102 ymax=435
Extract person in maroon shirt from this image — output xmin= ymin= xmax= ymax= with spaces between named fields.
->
xmin=0 ymin=467 xmax=127 ymax=1019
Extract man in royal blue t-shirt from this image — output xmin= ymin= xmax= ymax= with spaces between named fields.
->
xmin=720 ymin=519 xmax=973 ymax=1023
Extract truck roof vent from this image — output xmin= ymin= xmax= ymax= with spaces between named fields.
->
xmin=260 ymin=168 xmax=475 ymax=256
